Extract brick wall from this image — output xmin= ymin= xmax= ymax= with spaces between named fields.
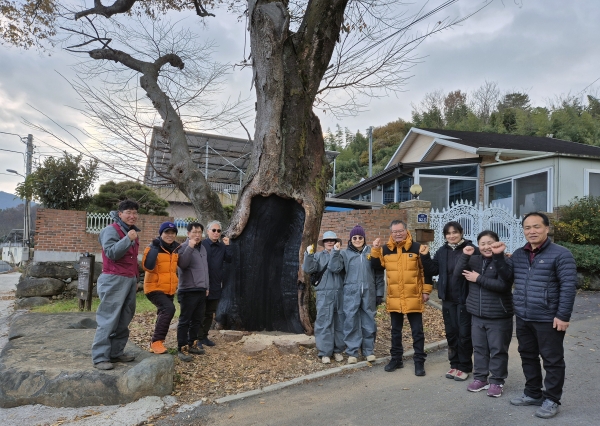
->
xmin=35 ymin=209 xmax=172 ymax=254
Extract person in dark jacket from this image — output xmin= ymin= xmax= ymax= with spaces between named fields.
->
xmin=199 ymin=220 xmax=232 ymax=347
xmin=420 ymin=221 xmax=478 ymax=381
xmin=453 ymin=230 xmax=513 ymax=398
xmin=492 ymin=212 xmax=577 ymax=419
xmin=176 ymin=222 xmax=210 ymax=362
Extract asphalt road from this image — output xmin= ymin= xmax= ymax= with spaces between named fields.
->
xmin=158 ymin=291 xmax=600 ymax=426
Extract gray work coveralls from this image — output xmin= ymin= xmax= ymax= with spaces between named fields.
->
xmin=303 ymin=250 xmax=345 ymax=357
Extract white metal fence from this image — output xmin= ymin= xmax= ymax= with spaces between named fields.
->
xmin=429 ymin=201 xmax=526 ymax=255
xmin=86 ymin=212 xmax=198 ymax=237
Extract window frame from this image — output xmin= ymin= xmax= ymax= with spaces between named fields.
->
xmin=414 ymin=164 xmax=479 ymax=209
xmin=584 ymin=169 xmax=600 ymax=197
xmin=485 ymin=167 xmax=553 ymax=214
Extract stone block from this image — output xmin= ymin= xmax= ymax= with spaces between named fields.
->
xmin=273 ymin=340 xmax=299 ymax=355
xmin=26 ymin=262 xmax=78 ymax=280
xmin=14 ymin=297 xmax=50 ymax=309
xmin=220 ymin=330 xmax=244 ymax=342
xmin=241 ymin=342 xmax=269 ymax=355
xmin=16 ymin=277 xmax=65 ymax=298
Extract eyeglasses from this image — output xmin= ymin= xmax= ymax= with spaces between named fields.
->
xmin=211 ymin=229 xmax=222 ymax=233
xmin=391 ymin=230 xmax=406 ymax=234
xmin=120 ymin=210 xmax=138 ymax=216
xmin=351 ymin=236 xmax=364 ymax=241
xmin=323 ymin=239 xmax=336 ymax=244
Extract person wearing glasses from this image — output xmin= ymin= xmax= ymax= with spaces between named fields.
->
xmin=91 ymin=200 xmax=141 ymax=370
xmin=329 ymin=225 xmax=384 ymax=365
xmin=199 ymin=220 xmax=232 ymax=347
xmin=302 ymin=231 xmax=346 ymax=364
xmin=371 ymin=220 xmax=432 ymax=377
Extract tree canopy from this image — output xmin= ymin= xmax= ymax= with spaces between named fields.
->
xmin=88 ymin=180 xmax=169 ymax=215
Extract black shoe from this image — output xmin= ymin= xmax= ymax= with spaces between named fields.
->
xmin=188 ymin=341 xmax=205 ymax=355
xmin=177 ymin=350 xmax=193 ymax=362
xmin=415 ymin=362 xmax=426 ymax=376
xmin=201 ymin=338 xmax=216 ymax=347
xmin=110 ymin=353 xmax=135 ymax=363
xmin=384 ymin=358 xmax=404 ymax=372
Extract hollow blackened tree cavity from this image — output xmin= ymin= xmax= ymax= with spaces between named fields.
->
xmin=220 ymin=1 xmax=348 ymax=333
xmin=218 ymin=196 xmax=305 ymax=332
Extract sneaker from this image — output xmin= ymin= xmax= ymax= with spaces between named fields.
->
xmin=110 ymin=353 xmax=135 ymax=363
xmin=150 ymin=340 xmax=168 ymax=354
xmin=188 ymin=341 xmax=205 ymax=355
xmin=366 ymin=355 xmax=376 ymax=362
xmin=93 ymin=361 xmax=114 ymax=370
xmin=414 ymin=362 xmax=426 ymax=377
xmin=177 ymin=350 xmax=193 ymax=362
xmin=487 ymin=383 xmax=503 ymax=397
xmin=347 ymin=356 xmax=358 ymax=364
xmin=384 ymin=358 xmax=404 ymax=372
xmin=467 ymin=379 xmax=489 ymax=392
xmin=510 ymin=393 xmax=544 ymax=406
xmin=446 ymin=368 xmax=457 ymax=379
xmin=454 ymin=370 xmax=469 ymax=381
xmin=535 ymin=399 xmax=559 ymax=419
xmin=322 ymin=356 xmax=331 ymax=364
xmin=201 ymin=338 xmax=216 ymax=347
xmin=334 ymin=353 xmax=344 ymax=362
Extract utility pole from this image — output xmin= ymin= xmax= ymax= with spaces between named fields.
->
xmin=24 ymin=134 xmax=33 ymax=248
xmin=368 ymin=126 xmax=373 ymax=177
xmin=332 ymin=157 xmax=336 ymax=195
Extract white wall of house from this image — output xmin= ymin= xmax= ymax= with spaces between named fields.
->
xmin=430 ymin=145 xmax=478 ymax=161
xmin=400 ymin=134 xmax=435 ymax=163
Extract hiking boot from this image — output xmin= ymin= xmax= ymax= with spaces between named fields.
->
xmin=487 ymin=383 xmax=503 ymax=397
xmin=366 ymin=355 xmax=376 ymax=362
xmin=110 ymin=353 xmax=135 ymax=363
xmin=384 ymin=358 xmax=404 ymax=372
xmin=347 ymin=356 xmax=358 ymax=364
xmin=177 ymin=350 xmax=193 ymax=362
xmin=510 ymin=393 xmax=544 ymax=406
xmin=446 ymin=368 xmax=457 ymax=379
xmin=322 ymin=356 xmax=331 ymax=364
xmin=535 ymin=399 xmax=559 ymax=419
xmin=414 ymin=362 xmax=426 ymax=376
xmin=201 ymin=338 xmax=216 ymax=347
xmin=93 ymin=361 xmax=114 ymax=370
xmin=454 ymin=370 xmax=469 ymax=381
xmin=467 ymin=379 xmax=489 ymax=392
xmin=188 ymin=341 xmax=205 ymax=355
xmin=334 ymin=353 xmax=344 ymax=362
xmin=150 ymin=340 xmax=168 ymax=354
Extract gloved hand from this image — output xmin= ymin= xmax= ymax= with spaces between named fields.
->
xmin=306 ymin=244 xmax=315 ymax=255
xmin=376 ymin=296 xmax=384 ymax=306
xmin=334 ymin=242 xmax=341 ymax=251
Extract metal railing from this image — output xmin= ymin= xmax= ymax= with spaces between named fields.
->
xmin=86 ymin=212 xmax=199 ymax=237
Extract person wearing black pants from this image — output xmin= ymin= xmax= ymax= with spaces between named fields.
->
xmin=177 ymin=222 xmax=210 ymax=362
xmin=390 ymin=312 xmax=425 ymax=363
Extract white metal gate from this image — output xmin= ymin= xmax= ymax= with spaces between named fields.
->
xmin=429 ymin=201 xmax=526 ymax=254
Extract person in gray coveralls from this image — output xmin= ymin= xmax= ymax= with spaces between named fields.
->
xmin=303 ymin=231 xmax=346 ymax=364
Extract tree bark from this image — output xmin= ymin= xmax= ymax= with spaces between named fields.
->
xmin=218 ymin=0 xmax=348 ymax=334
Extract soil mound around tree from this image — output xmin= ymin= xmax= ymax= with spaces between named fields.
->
xmin=0 ymin=312 xmax=173 ymax=408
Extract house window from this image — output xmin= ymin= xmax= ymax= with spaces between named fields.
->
xmin=382 ymin=181 xmax=395 ymax=204
xmin=486 ymin=168 xmax=552 ymax=216
xmin=351 ymin=190 xmax=371 ymax=202
xmin=397 ymin=176 xmax=413 ymax=202
xmin=584 ymin=169 xmax=600 ymax=197
xmin=416 ymin=164 xmax=478 ymax=211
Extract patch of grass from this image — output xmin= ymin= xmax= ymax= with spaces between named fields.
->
xmin=30 ymin=292 xmax=180 ymax=317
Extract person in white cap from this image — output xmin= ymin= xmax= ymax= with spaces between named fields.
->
xmin=303 ymin=231 xmax=346 ymax=364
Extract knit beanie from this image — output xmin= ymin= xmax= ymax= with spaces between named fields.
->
xmin=349 ymin=225 xmax=366 ymax=239
xmin=158 ymin=221 xmax=177 ymax=235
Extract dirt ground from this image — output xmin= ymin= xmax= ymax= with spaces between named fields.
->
xmin=128 ymin=304 xmax=446 ymax=405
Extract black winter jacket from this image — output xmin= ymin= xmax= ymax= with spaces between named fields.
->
xmin=420 ymin=240 xmax=478 ymax=304
xmin=453 ymin=253 xmax=513 ymax=319
xmin=493 ymin=239 xmax=577 ymax=322
xmin=201 ymin=238 xmax=233 ymax=300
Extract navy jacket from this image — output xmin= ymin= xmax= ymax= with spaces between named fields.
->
xmin=453 ymin=253 xmax=513 ymax=319
xmin=201 ymin=238 xmax=233 ymax=300
xmin=494 ymin=239 xmax=577 ymax=322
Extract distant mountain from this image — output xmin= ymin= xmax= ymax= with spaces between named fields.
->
xmin=0 ymin=191 xmax=28 ymax=210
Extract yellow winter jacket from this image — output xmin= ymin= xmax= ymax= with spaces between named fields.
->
xmin=370 ymin=231 xmax=432 ymax=313
xmin=142 ymin=244 xmax=179 ymax=295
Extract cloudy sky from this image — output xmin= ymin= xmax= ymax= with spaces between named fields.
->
xmin=0 ymin=0 xmax=598 ymax=195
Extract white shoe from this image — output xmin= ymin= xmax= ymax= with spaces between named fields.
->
xmin=347 ymin=356 xmax=358 ymax=364
xmin=366 ymin=355 xmax=376 ymax=362
xmin=321 ymin=356 xmax=331 ymax=364
xmin=334 ymin=353 xmax=344 ymax=362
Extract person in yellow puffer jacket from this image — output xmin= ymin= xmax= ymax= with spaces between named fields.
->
xmin=370 ymin=219 xmax=433 ymax=377
xmin=142 ymin=221 xmax=180 ymax=355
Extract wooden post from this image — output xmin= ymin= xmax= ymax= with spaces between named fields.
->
xmin=77 ymin=253 xmax=95 ymax=311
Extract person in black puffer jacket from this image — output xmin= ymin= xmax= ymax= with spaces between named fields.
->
xmin=420 ymin=221 xmax=479 ymax=382
xmin=492 ymin=212 xmax=577 ymax=420
xmin=453 ymin=230 xmax=513 ymax=398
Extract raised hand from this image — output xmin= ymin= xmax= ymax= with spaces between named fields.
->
xmin=491 ymin=241 xmax=506 ymax=254
xmin=373 ymin=238 xmax=381 ymax=248
xmin=223 ymin=236 xmax=230 ymax=245
xmin=463 ymin=246 xmax=475 ymax=255
xmin=127 ymin=229 xmax=138 ymax=241
xmin=334 ymin=242 xmax=341 ymax=251
xmin=419 ymin=244 xmax=429 ymax=255
xmin=306 ymin=244 xmax=315 ymax=255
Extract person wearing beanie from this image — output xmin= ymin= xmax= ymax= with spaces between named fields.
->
xmin=303 ymin=231 xmax=345 ymax=364
xmin=329 ymin=225 xmax=384 ymax=365
xmin=142 ymin=221 xmax=180 ymax=355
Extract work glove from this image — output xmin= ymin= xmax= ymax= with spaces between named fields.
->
xmin=306 ymin=244 xmax=315 ymax=255
xmin=376 ymin=296 xmax=384 ymax=306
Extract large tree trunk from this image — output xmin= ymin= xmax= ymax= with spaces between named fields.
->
xmin=218 ymin=0 xmax=348 ymax=333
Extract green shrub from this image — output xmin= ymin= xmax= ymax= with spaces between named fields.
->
xmin=556 ymin=242 xmax=600 ymax=274
xmin=554 ymin=196 xmax=600 ymax=244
